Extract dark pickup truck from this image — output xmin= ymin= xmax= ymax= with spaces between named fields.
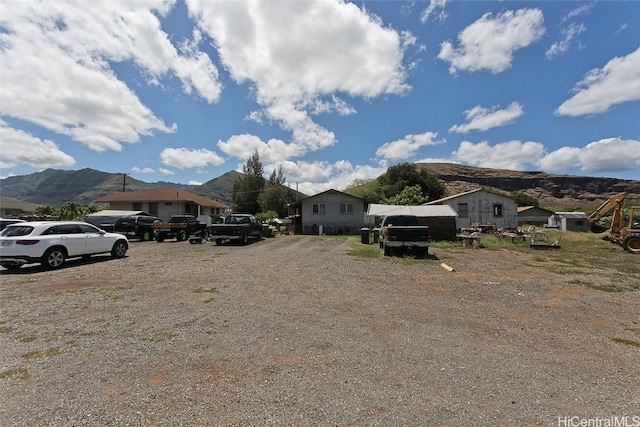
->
xmin=378 ymin=214 xmax=431 ymax=257
xmin=113 ymin=215 xmax=160 ymax=241
xmin=152 ymin=215 xmax=208 ymax=242
xmin=210 ymin=214 xmax=263 ymax=245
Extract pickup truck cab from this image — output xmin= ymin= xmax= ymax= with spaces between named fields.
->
xmin=210 ymin=214 xmax=263 ymax=245
xmin=379 ymin=214 xmax=430 ymax=257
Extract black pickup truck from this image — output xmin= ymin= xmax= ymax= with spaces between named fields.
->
xmin=113 ymin=215 xmax=160 ymax=241
xmin=152 ymin=215 xmax=208 ymax=242
xmin=378 ymin=214 xmax=431 ymax=257
xmin=209 ymin=214 xmax=263 ymax=245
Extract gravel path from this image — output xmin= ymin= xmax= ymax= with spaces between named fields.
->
xmin=1 ymin=235 xmax=638 ymax=426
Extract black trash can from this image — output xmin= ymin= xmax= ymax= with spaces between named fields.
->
xmin=372 ymin=228 xmax=379 ymax=244
xmin=360 ymin=227 xmax=370 ymax=244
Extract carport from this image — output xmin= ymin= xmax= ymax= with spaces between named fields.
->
xmin=366 ymin=204 xmax=458 ymax=241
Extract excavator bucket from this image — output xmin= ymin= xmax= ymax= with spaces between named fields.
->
xmin=588 ymin=222 xmax=609 ymax=234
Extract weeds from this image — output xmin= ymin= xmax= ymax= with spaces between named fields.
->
xmin=0 ymin=368 xmax=29 ymax=380
xmin=610 ymin=338 xmax=640 ymax=347
xmin=21 ymin=347 xmax=61 ymax=360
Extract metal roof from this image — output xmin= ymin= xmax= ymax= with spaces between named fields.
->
xmin=367 ymin=204 xmax=458 ymax=217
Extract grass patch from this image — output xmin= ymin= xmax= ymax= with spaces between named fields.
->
xmin=194 ymin=287 xmax=217 ymax=294
xmin=610 ymin=337 xmax=640 ymax=347
xmin=16 ymin=334 xmax=37 ymax=343
xmin=0 ymin=326 xmax=13 ymax=334
xmin=21 ymin=347 xmax=61 ymax=360
xmin=347 ymin=244 xmax=382 ymax=259
xmin=0 ymin=368 xmax=29 ymax=380
xmin=142 ymin=332 xmax=177 ymax=343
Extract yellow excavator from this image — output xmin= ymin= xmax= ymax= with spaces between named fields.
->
xmin=586 ymin=192 xmax=640 ymax=254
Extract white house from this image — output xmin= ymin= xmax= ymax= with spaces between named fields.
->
xmin=287 ymin=189 xmax=366 ymax=235
xmin=424 ymin=187 xmax=518 ymax=230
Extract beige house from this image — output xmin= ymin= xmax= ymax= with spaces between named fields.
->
xmin=425 ymin=187 xmax=518 ymax=230
xmin=94 ymin=187 xmax=228 ymax=226
xmin=288 ymin=189 xmax=366 ymax=235
xmin=0 ymin=197 xmax=39 ymax=218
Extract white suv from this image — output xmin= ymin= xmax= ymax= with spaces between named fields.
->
xmin=0 ymin=221 xmax=129 ymax=270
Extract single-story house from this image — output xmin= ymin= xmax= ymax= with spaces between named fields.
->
xmin=287 ymin=189 xmax=366 ymax=235
xmin=517 ymin=206 xmax=555 ymax=226
xmin=0 ymin=197 xmax=39 ymax=218
xmin=366 ymin=204 xmax=458 ymax=241
xmin=548 ymin=212 xmax=588 ymax=232
xmin=424 ymin=187 xmax=518 ymax=230
xmin=94 ymin=187 xmax=228 ymax=226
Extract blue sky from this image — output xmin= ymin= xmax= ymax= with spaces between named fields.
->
xmin=1 ymin=0 xmax=639 ymax=195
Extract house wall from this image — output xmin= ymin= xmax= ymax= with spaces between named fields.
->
xmin=301 ymin=193 xmax=365 ymax=235
xmin=439 ymin=192 xmax=518 ymax=230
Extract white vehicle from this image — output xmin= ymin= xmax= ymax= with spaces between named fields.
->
xmin=0 ymin=221 xmax=129 ymax=270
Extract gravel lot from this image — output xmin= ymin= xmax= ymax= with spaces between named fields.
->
xmin=1 ymin=235 xmax=639 ymax=426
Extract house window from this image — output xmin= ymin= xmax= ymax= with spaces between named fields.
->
xmin=458 ymin=203 xmax=469 ymax=218
xmin=312 ymin=204 xmax=326 ymax=214
xmin=340 ymin=203 xmax=354 ymax=215
xmin=493 ymin=203 xmax=503 ymax=217
xmin=165 ymin=202 xmax=173 ymax=206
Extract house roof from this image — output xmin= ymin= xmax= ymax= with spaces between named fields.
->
xmin=517 ymin=206 xmax=554 ymax=214
xmin=0 ymin=197 xmax=40 ymax=212
xmin=94 ymin=187 xmax=228 ymax=209
xmin=288 ymin=189 xmax=364 ymax=207
xmin=86 ymin=210 xmax=152 ymax=218
xmin=554 ymin=212 xmax=588 ymax=218
xmin=424 ymin=187 xmax=514 ymax=205
xmin=367 ymin=203 xmax=458 ymax=217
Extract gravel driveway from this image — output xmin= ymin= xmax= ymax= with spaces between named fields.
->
xmin=1 ymin=235 xmax=638 ymax=426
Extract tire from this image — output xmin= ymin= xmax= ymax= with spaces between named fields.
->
xmin=140 ymin=230 xmax=151 ymax=241
xmin=383 ymin=244 xmax=391 ymax=257
xmin=178 ymin=230 xmax=187 ymax=242
xmin=622 ymin=233 xmax=640 ymax=254
xmin=1 ymin=262 xmax=21 ymax=270
xmin=156 ymin=232 xmax=165 ymax=243
xmin=241 ymin=233 xmax=248 ymax=245
xmin=215 ymin=238 xmax=223 ymax=245
xmin=42 ymin=247 xmax=66 ymax=269
xmin=111 ymin=240 xmax=128 ymax=258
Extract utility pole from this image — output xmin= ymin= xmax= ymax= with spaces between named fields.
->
xmin=122 ymin=173 xmax=130 ymax=192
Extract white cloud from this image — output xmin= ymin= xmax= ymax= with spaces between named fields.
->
xmin=540 ymin=138 xmax=640 ymax=173
xmin=0 ymin=0 xmax=219 ymax=156
xmin=217 ymin=134 xmax=304 ymax=163
xmin=560 ymin=4 xmax=593 ymax=24
xmin=160 ymin=147 xmax=225 ymax=169
xmin=278 ymin=160 xmax=386 ymax=194
xmin=375 ymin=132 xmax=443 ymax=160
xmin=0 ymin=120 xmax=76 ymax=168
xmin=188 ymin=0 xmax=411 ymax=155
xmin=452 ymin=140 xmax=546 ymax=170
xmin=132 ymin=167 xmax=154 ymax=174
xmin=450 ymin=102 xmax=524 ymax=133
xmin=556 ymin=47 xmax=640 ymax=116
xmin=438 ymin=8 xmax=545 ymax=74
xmin=546 ymin=23 xmax=586 ymax=59
xmin=159 ymin=168 xmax=175 ymax=175
xmin=420 ymin=0 xmax=448 ymax=23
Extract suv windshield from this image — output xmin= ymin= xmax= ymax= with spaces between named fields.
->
xmin=1 ymin=225 xmax=34 ymax=237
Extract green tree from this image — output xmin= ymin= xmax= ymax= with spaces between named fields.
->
xmin=381 ymin=185 xmax=428 ymax=205
xmin=344 ymin=179 xmax=382 ymax=204
xmin=510 ymin=191 xmax=539 ymax=207
xmin=258 ymin=165 xmax=296 ymax=218
xmin=35 ymin=205 xmax=58 ymax=217
xmin=378 ymin=163 xmax=445 ymax=202
xmin=232 ymin=150 xmax=265 ymax=214
xmin=59 ymin=201 xmax=84 ymax=220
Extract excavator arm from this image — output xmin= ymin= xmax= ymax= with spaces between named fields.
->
xmin=586 ymin=192 xmax=628 ymax=235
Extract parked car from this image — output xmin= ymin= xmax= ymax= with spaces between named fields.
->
xmin=0 ymin=221 xmax=129 ymax=270
xmin=152 ymin=215 xmax=208 ymax=242
xmin=378 ymin=214 xmax=431 ymax=257
xmin=0 ymin=218 xmax=26 ymax=231
xmin=113 ymin=215 xmax=160 ymax=241
xmin=209 ymin=214 xmax=263 ymax=245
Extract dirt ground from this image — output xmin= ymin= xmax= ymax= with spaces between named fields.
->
xmin=1 ymin=235 xmax=638 ymax=426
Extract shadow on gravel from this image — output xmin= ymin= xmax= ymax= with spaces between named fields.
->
xmin=0 ymin=255 xmax=128 ymax=275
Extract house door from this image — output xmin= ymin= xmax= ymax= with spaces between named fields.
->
xmin=149 ymin=202 xmax=159 ymax=216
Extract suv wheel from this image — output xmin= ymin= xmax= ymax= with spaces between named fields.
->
xmin=140 ymin=230 xmax=151 ymax=241
xmin=42 ymin=247 xmax=66 ymax=269
xmin=111 ymin=240 xmax=128 ymax=258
